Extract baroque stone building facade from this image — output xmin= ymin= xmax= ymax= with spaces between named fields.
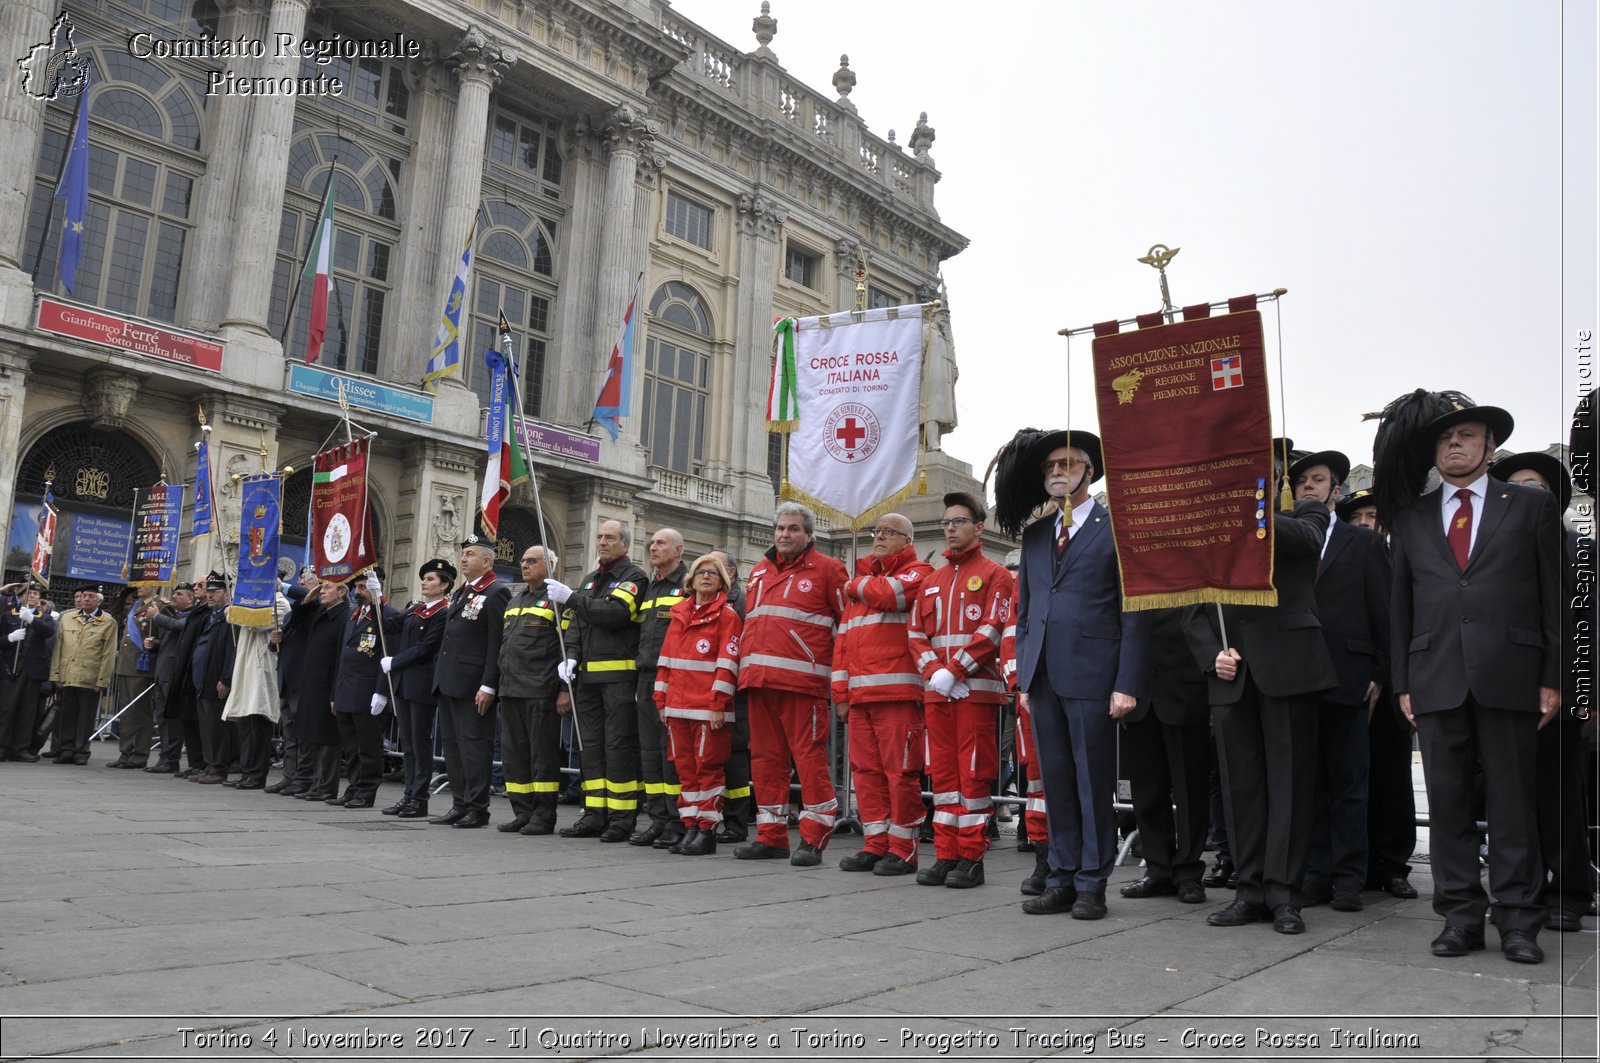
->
xmin=0 ymin=0 xmax=989 ymax=601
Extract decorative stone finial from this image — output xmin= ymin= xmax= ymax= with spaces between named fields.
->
xmin=887 ymin=129 xmax=896 ymax=145
xmin=752 ymin=2 xmax=778 ymax=57
xmin=832 ymin=54 xmax=857 ymax=113
xmin=909 ymin=111 xmax=935 ymax=157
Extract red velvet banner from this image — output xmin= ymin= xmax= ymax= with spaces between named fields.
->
xmin=1092 ymin=309 xmax=1276 ymax=609
xmin=311 ymin=438 xmax=375 ymax=582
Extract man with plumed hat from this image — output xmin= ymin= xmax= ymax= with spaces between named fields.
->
xmin=994 ymin=427 xmax=1149 ymax=920
xmin=1490 ymin=449 xmax=1591 ymax=934
xmin=430 ymin=534 xmax=511 ymax=829
xmin=378 ymin=557 xmax=454 ymax=818
xmin=1374 ymin=391 xmax=1561 ymax=964
xmin=48 ymin=584 xmax=120 ymax=765
xmin=330 ymin=569 xmax=401 ymax=808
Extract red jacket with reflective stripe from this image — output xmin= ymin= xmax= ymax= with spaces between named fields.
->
xmin=907 ymin=545 xmax=1014 ymax=705
xmin=831 ymin=544 xmax=933 ymax=705
xmin=737 ymin=543 xmax=847 ymax=697
xmin=654 ymin=593 xmax=742 ymax=722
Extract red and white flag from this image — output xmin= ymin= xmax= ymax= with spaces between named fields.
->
xmin=1211 ymin=354 xmax=1243 ymax=391
xmin=301 ymin=174 xmax=336 ymax=364
xmin=310 ymin=438 xmax=374 ymax=582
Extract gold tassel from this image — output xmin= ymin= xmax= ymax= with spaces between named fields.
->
xmin=916 ymin=467 xmax=926 ymax=494
xmin=1279 ymin=477 xmax=1293 ymax=512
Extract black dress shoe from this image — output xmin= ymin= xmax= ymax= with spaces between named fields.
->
xmin=519 ymin=821 xmax=553 ymax=835
xmin=1386 ymin=876 xmax=1419 ymax=899
xmin=175 ymin=766 xmax=200 ymax=779
xmin=1176 ymin=880 xmax=1207 ymax=905
xmin=343 ymin=796 xmax=374 ymax=809
xmin=598 ymin=825 xmax=631 ymax=843
xmin=714 ymin=828 xmax=747 ymax=844
xmin=221 ymin=778 xmax=240 ymax=787
xmin=1500 ymin=929 xmax=1544 ymax=964
xmin=628 ymin=825 xmax=664 ymax=847
xmin=1547 ymin=907 xmax=1584 ymax=932
xmin=1022 ymin=884 xmax=1078 ymax=914
xmin=1207 ymin=899 xmax=1271 ymax=927
xmin=1330 ymin=889 xmax=1364 ymax=912
xmin=294 ymin=790 xmax=328 ymax=800
xmin=429 ymin=808 xmax=467 ymax=825
xmin=1272 ymin=904 xmax=1305 ymax=934
xmin=12 ymin=751 xmax=40 ymax=763
xmin=497 ymin=816 xmax=531 ymax=833
xmin=679 ymin=830 xmax=717 ymax=856
xmin=235 ymin=779 xmax=265 ymax=791
xmin=105 ymin=757 xmax=128 ymax=768
xmin=52 ymin=755 xmax=75 ymax=764
xmin=279 ymin=785 xmax=309 ymax=797
xmin=1120 ymin=876 xmax=1176 ymax=899
xmin=452 ymin=810 xmax=490 ymax=829
xmin=653 ymin=829 xmax=685 ymax=850
xmin=1429 ymin=925 xmax=1486 ymax=957
xmin=380 ymin=800 xmax=410 ymax=816
xmin=734 ymin=841 xmax=790 ymax=860
xmin=143 ymin=762 xmax=176 ymax=773
xmin=670 ymin=829 xmax=701 ymax=855
xmin=396 ymin=803 xmax=429 ymax=820
xmin=1071 ymin=890 xmax=1108 ymax=919
xmin=1201 ymin=857 xmax=1234 ymax=889
xmin=120 ymin=760 xmax=148 ymax=769
xmin=559 ymin=820 xmax=605 ymax=838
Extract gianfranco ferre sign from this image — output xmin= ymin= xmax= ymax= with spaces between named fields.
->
xmin=36 ymin=298 xmax=225 ymax=372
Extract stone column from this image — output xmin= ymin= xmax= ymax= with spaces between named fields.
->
xmin=184 ymin=0 xmax=271 ymax=331
xmin=594 ymin=105 xmax=656 ymax=381
xmin=546 ymin=115 xmax=605 ymax=425
xmin=0 ymin=344 xmax=34 ymax=549
xmin=436 ymin=28 xmax=513 ymax=309
xmin=0 ymin=0 xmax=60 ymax=329
xmin=385 ymin=47 xmax=452 ymax=389
xmin=219 ymin=0 xmax=309 ymax=344
xmin=726 ymin=192 xmax=785 ymax=512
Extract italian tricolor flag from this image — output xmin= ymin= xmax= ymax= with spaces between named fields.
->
xmin=480 ymin=349 xmax=529 ymax=540
xmin=302 ymin=177 xmax=336 ymax=364
xmin=312 ymin=463 xmax=347 ymax=484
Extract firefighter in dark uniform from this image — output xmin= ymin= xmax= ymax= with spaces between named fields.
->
xmin=430 ymin=534 xmax=511 ymax=829
xmin=496 ymin=545 xmax=571 ymax=835
xmin=548 ymin=519 xmax=650 ymax=842
xmin=379 ymin=558 xmax=453 ymax=818
xmin=331 ymin=571 xmax=401 ymax=808
xmin=632 ymin=527 xmax=690 ymax=848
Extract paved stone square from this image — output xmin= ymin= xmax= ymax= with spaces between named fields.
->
xmin=0 ymin=757 xmax=1594 ymax=1062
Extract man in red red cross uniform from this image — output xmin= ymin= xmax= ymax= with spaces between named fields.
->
xmin=831 ymin=511 xmax=933 ymax=876
xmin=735 ymin=501 xmax=848 ymax=867
xmin=907 ymin=492 xmax=1014 ymax=888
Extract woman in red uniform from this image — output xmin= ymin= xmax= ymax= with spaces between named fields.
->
xmin=654 ymin=554 xmax=742 ymax=855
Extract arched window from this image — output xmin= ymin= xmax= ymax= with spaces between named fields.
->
xmin=269 ymin=134 xmax=401 ymax=375
xmin=467 ymin=199 xmax=558 ymax=414
xmin=23 ymin=46 xmax=204 ymax=322
xmin=642 ymin=282 xmax=714 ymax=474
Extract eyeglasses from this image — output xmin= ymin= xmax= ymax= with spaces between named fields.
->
xmin=871 ymin=527 xmax=910 ymax=539
xmin=1041 ymin=458 xmax=1087 ymax=473
xmin=938 ymin=518 xmax=975 ymax=529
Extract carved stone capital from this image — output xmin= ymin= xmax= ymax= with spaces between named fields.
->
xmin=635 ymin=144 xmax=669 ymax=189
xmin=450 ymin=25 xmax=515 ymax=87
xmin=601 ymin=102 xmax=660 ymax=158
xmin=406 ymin=41 xmax=451 ymax=96
xmin=737 ymin=193 xmax=787 ymax=240
xmin=82 ymin=370 xmax=141 ymax=429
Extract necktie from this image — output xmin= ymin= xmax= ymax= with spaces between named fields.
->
xmin=1447 ymin=488 xmax=1473 ymax=570
xmin=1054 ymin=520 xmax=1070 ymax=560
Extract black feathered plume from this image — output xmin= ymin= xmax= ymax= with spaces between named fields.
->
xmin=1370 ymin=388 xmax=1475 ymax=525
xmin=986 ymin=427 xmax=1053 ymax=538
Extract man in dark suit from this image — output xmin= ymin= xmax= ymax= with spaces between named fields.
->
xmin=265 ymin=566 xmax=313 ymax=793
xmin=1011 ymin=429 xmax=1149 ymax=921
xmin=1118 ymin=608 xmax=1212 ymax=905
xmin=291 ymin=580 xmax=349 ymax=802
xmin=379 ymin=558 xmax=453 ymax=818
xmin=1489 ymin=450 xmax=1590 ymax=935
xmin=1290 ymin=451 xmax=1392 ymax=913
xmin=1184 ymin=496 xmax=1337 ymax=934
xmin=1387 ymin=401 xmax=1561 ymax=964
xmin=330 ymin=570 xmax=401 ymax=809
xmin=431 ymin=534 xmax=511 ymax=829
xmin=0 ymin=581 xmax=58 ymax=761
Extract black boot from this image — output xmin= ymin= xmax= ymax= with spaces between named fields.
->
xmin=671 ymin=828 xmax=701 ymax=854
xmin=680 ymin=830 xmax=717 ymax=856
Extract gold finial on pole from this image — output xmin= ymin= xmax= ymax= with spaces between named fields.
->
xmin=258 ymin=430 xmax=270 ymax=472
xmin=1136 ymin=244 xmax=1181 ymax=323
xmin=196 ymin=404 xmax=208 ymax=427
xmin=852 ymin=252 xmax=867 ymax=312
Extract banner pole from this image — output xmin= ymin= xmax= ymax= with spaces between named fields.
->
xmin=1058 ymin=287 xmax=1287 ymax=337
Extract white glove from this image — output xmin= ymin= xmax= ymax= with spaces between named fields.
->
xmin=17 ymin=606 xmax=34 ymax=624
xmin=365 ymin=573 xmax=382 ymax=600
xmin=369 ymin=693 xmax=387 ymax=715
xmin=950 ymin=680 xmax=972 ymax=700
xmin=929 ymin=668 xmax=958 ymax=697
xmin=557 ymin=659 xmax=577 ymax=683
xmin=545 ymin=579 xmax=573 ymax=604
xmin=6 ymin=629 xmax=24 ymax=643
xmin=379 ymin=656 xmax=393 ymax=674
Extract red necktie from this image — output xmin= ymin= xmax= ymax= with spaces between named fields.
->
xmin=1055 ymin=521 xmax=1070 ymax=559
xmin=1447 ymin=488 xmax=1473 ymax=570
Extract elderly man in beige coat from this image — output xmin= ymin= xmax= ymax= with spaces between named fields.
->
xmin=49 ymin=586 xmax=120 ymax=765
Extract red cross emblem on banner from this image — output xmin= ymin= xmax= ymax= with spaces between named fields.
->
xmin=835 ymin=417 xmax=868 ymax=453
xmin=1211 ymin=355 xmax=1243 ymax=391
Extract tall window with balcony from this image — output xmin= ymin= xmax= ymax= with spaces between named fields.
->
xmin=24 ymin=46 xmax=205 ymax=323
xmin=642 ymin=283 xmax=714 ymax=474
xmin=465 ymin=105 xmax=564 ymax=412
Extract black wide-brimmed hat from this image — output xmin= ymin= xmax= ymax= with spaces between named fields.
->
xmin=1287 ymin=449 xmax=1352 ymax=488
xmin=1490 ymin=451 xmax=1571 ymax=511
xmin=1021 ymin=430 xmax=1104 ymax=486
xmin=419 ymin=557 xmax=458 ymax=583
xmin=1370 ymin=389 xmax=1514 ymax=525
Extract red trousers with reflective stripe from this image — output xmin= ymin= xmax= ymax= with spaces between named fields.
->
xmin=666 ymin=717 xmax=732 ymax=830
xmin=749 ymin=689 xmax=837 ymax=849
xmin=1016 ymin=700 xmax=1049 ymax=845
xmin=848 ymin=700 xmax=924 ymax=859
xmin=926 ymin=698 xmax=997 ymax=862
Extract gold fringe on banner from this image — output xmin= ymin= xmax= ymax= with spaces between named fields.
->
xmin=781 ymin=474 xmax=922 ymax=533
xmin=1121 ymin=588 xmax=1280 ymax=612
xmin=226 ymin=604 xmax=277 ymax=628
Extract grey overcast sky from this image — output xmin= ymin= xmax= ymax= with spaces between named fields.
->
xmin=672 ymin=0 xmax=1596 ymax=485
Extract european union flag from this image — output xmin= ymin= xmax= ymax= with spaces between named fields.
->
xmin=55 ymin=80 xmax=90 ymax=295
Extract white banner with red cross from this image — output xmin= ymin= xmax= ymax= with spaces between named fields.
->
xmin=770 ymin=305 xmax=924 ymax=529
